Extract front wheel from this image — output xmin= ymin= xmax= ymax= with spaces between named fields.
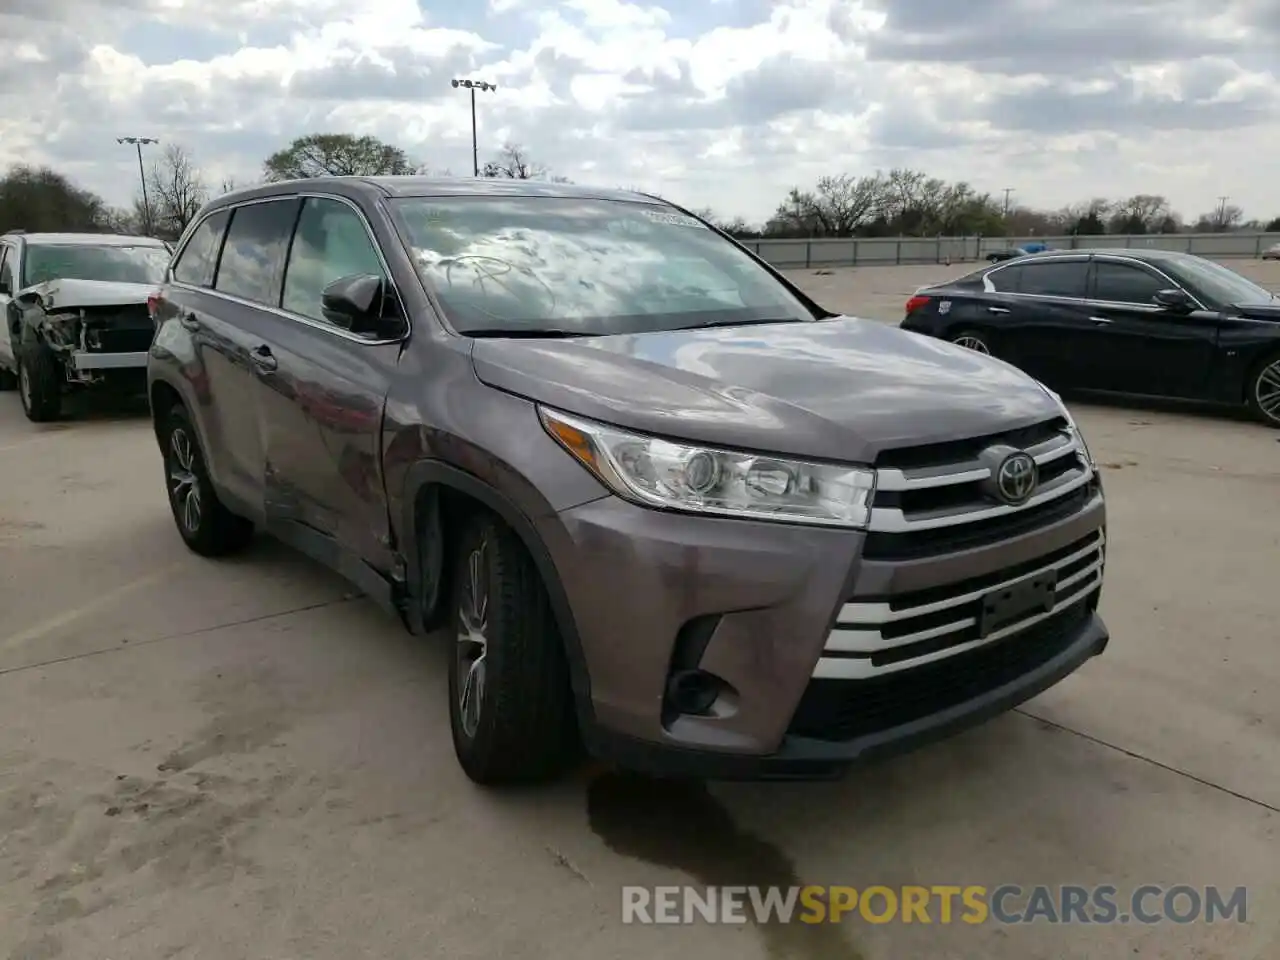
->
xmin=17 ymin=341 xmax=63 ymax=422
xmin=159 ymin=403 xmax=255 ymax=555
xmin=1246 ymin=353 xmax=1280 ymax=427
xmin=448 ymin=514 xmax=577 ymax=785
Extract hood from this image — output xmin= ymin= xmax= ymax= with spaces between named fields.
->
xmin=1232 ymin=301 xmax=1280 ymax=322
xmin=470 ymin=317 xmax=1062 ymax=462
xmin=20 ymin=278 xmax=154 ymax=311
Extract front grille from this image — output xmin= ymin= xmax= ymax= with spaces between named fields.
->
xmin=90 ymin=327 xmax=153 ymax=353
xmin=815 ymin=530 xmax=1104 ymax=680
xmin=787 ymin=597 xmax=1094 ymax=742
xmin=864 ymin=416 xmax=1095 ymax=560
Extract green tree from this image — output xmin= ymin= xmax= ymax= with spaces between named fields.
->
xmin=0 ymin=165 xmax=115 ymax=234
xmin=262 ymin=133 xmax=421 ymax=181
xmin=1264 ymin=216 xmax=1280 ymax=232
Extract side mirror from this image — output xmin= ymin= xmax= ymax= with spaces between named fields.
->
xmin=321 ymin=273 xmax=388 ymax=334
xmin=1154 ymin=288 xmax=1193 ymax=312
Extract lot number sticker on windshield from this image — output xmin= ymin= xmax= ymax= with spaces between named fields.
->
xmin=640 ymin=210 xmax=706 ymax=228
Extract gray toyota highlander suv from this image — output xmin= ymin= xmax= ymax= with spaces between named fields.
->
xmin=147 ymin=177 xmax=1109 ymax=785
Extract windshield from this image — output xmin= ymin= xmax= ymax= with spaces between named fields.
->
xmin=1170 ymin=256 xmax=1275 ymax=307
xmin=390 ymin=197 xmax=817 ymax=335
xmin=21 ymin=244 xmax=170 ymax=288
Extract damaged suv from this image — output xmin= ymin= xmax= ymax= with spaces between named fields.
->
xmin=149 ymin=178 xmax=1109 ymax=785
xmin=0 ymin=231 xmax=170 ymax=421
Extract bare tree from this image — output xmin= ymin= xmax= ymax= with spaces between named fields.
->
xmin=145 ymin=144 xmax=208 ymax=239
xmin=481 ymin=143 xmax=567 ymax=181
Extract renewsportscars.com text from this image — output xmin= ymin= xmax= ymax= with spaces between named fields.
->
xmin=621 ymin=884 xmax=1248 ymax=925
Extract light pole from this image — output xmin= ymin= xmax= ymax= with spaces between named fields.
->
xmin=451 ymin=79 xmax=497 ymax=177
xmin=1002 ymin=187 xmax=1015 ymax=218
xmin=118 ymin=136 xmax=159 ymax=234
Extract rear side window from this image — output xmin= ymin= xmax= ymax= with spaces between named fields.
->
xmin=1018 ymin=260 xmax=1089 ymax=298
xmin=0 ymin=246 xmax=12 ymax=292
xmin=987 ymin=264 xmax=1024 ymax=292
xmin=172 ymin=210 xmax=229 ymax=287
xmin=1092 ymin=261 xmax=1165 ymax=305
xmin=214 ymin=199 xmax=300 ymax=306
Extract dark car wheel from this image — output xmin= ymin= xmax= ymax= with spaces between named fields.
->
xmin=1247 ymin=353 xmax=1280 ymax=427
xmin=950 ymin=328 xmax=993 ymax=355
xmin=160 ymin=403 xmax=255 ymax=555
xmin=17 ymin=341 xmax=63 ymax=422
xmin=448 ymin=513 xmax=577 ymax=785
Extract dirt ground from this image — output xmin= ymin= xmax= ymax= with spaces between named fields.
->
xmin=0 ymin=262 xmax=1277 ymax=960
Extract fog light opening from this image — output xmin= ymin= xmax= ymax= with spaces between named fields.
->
xmin=665 ymin=669 xmax=722 ymax=717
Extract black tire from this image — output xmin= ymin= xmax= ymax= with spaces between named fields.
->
xmin=448 ymin=513 xmax=577 ymax=785
xmin=159 ymin=403 xmax=255 ymax=556
xmin=17 ymin=339 xmax=63 ymax=422
xmin=0 ymin=365 xmax=16 ymax=391
xmin=1246 ymin=352 xmax=1280 ymax=428
xmin=949 ymin=328 xmax=994 ymax=357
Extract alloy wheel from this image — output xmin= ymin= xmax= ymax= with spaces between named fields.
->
xmin=167 ymin=427 xmax=203 ymax=533
xmin=456 ymin=538 xmax=490 ymax=739
xmin=1255 ymin=359 xmax=1280 ymax=424
xmin=954 ymin=335 xmax=991 ymax=354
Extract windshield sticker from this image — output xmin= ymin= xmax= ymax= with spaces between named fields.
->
xmin=639 ymin=210 xmax=706 ymax=228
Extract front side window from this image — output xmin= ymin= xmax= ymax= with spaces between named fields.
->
xmin=21 ymin=243 xmax=170 ymax=287
xmin=1018 ymin=260 xmax=1089 ymax=298
xmin=214 ymin=199 xmax=300 ymax=305
xmin=282 ymin=198 xmax=384 ymax=324
xmin=1092 ymin=261 xmax=1166 ymax=305
xmin=1168 ymin=256 xmax=1274 ymax=308
xmin=390 ymin=197 xmax=817 ymax=335
xmin=0 ymin=246 xmax=12 ymax=292
xmin=172 ymin=210 xmax=229 ymax=287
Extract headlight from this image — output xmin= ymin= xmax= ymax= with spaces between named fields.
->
xmin=539 ymin=408 xmax=876 ymax=528
xmin=1039 ymin=384 xmax=1094 ymax=467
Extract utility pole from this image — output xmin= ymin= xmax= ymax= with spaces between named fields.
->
xmin=451 ymin=78 xmax=497 ymax=177
xmin=1002 ymin=188 xmax=1014 ymax=217
xmin=1216 ymin=195 xmax=1230 ymax=231
xmin=117 ymin=136 xmax=159 ymax=235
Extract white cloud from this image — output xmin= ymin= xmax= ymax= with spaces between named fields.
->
xmin=0 ymin=0 xmax=1277 ymax=225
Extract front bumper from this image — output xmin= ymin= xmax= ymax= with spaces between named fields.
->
xmin=71 ymin=351 xmax=149 ymax=371
xmin=585 ymin=608 xmax=1107 ymax=780
xmin=539 ymin=486 xmax=1107 ymax=780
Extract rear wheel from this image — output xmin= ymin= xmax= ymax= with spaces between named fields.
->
xmin=448 ymin=513 xmax=577 ymax=785
xmin=159 ymin=403 xmax=255 ymax=555
xmin=950 ymin=328 xmax=993 ymax=355
xmin=1246 ymin=353 xmax=1280 ymax=427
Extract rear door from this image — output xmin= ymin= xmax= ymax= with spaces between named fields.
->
xmin=1085 ymin=258 xmax=1219 ymax=399
xmin=998 ymin=257 xmax=1094 ymax=386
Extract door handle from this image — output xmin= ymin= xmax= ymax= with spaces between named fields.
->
xmin=987 ymin=306 xmax=1010 ymax=314
xmin=1089 ymin=317 xmax=1112 ymax=325
xmin=249 ymin=344 xmax=277 ymax=371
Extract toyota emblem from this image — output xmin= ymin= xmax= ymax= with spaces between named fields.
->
xmin=995 ymin=452 xmax=1038 ymax=504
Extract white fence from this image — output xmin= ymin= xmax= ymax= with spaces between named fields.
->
xmin=743 ymin=233 xmax=1280 ymax=270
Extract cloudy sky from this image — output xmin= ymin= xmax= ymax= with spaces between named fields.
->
xmin=2 ymin=0 xmax=1278 ymax=224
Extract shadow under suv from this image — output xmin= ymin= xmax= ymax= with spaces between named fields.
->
xmin=147 ymin=176 xmax=1109 ymax=784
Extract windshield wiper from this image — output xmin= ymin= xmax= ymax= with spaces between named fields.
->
xmin=463 ymin=328 xmax=601 ymax=339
